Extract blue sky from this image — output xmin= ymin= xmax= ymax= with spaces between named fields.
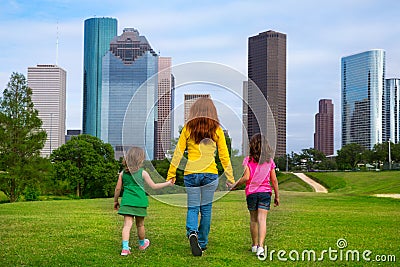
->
xmin=1 ymin=0 xmax=400 ymax=153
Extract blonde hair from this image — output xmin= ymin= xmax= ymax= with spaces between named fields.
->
xmin=186 ymin=98 xmax=220 ymax=144
xmin=123 ymin=146 xmax=145 ymax=173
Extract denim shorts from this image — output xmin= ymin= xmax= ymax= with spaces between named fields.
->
xmin=246 ymin=192 xmax=271 ymax=211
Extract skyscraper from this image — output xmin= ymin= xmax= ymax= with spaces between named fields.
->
xmin=384 ymin=78 xmax=400 ymax=143
xmin=184 ymin=94 xmax=210 ymax=123
xmin=247 ymin=30 xmax=287 ymax=157
xmin=101 ymin=28 xmax=158 ymax=159
xmin=82 ymin=17 xmax=117 ymax=137
xmin=314 ymin=99 xmax=334 ymax=156
xmin=155 ymin=57 xmax=172 ymax=160
xmin=341 ymin=49 xmax=385 ymax=149
xmin=170 ymin=74 xmax=175 ymax=144
xmin=27 ymin=64 xmax=66 ymax=157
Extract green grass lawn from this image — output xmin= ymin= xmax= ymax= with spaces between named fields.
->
xmin=277 ymin=172 xmax=313 ymax=192
xmin=306 ymin=171 xmax=400 ymax=194
xmin=1 ymin=189 xmax=399 ymax=266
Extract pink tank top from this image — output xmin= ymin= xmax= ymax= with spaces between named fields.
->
xmin=243 ymin=156 xmax=275 ymax=196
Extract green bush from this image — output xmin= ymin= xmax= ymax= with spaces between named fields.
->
xmin=23 ymin=186 xmax=40 ymax=201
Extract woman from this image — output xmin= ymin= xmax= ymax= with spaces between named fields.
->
xmin=167 ymin=97 xmax=234 ymax=256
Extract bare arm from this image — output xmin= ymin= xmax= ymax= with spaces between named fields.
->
xmin=270 ymin=169 xmax=279 ymax=206
xmin=143 ymin=170 xmax=173 ymax=190
xmin=166 ymin=127 xmax=187 ymax=183
xmin=113 ymin=172 xmax=123 ymax=210
xmin=231 ymin=166 xmax=250 ymax=190
xmin=216 ymin=128 xmax=234 ymax=184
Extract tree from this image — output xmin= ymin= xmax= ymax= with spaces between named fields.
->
xmin=0 ymin=72 xmax=47 ymax=202
xmin=336 ymin=143 xmax=365 ymax=170
xmin=50 ymin=135 xmax=119 ymax=198
xmin=391 ymin=143 xmax=400 ymax=163
xmin=298 ymin=148 xmax=326 ymax=170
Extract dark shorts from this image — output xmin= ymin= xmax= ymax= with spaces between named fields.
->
xmin=246 ymin=192 xmax=271 ymax=211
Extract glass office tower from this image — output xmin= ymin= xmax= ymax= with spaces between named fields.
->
xmin=341 ymin=49 xmax=385 ymax=149
xmin=101 ymin=28 xmax=158 ymax=159
xmin=82 ymin=17 xmax=117 ymax=137
xmin=384 ymin=78 xmax=400 ymax=143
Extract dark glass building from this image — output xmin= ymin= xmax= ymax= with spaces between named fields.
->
xmin=314 ymin=99 xmax=334 ymax=156
xmin=82 ymin=17 xmax=117 ymax=137
xmin=247 ymin=30 xmax=287 ymax=157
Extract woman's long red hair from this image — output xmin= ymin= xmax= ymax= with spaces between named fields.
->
xmin=186 ymin=98 xmax=219 ymax=144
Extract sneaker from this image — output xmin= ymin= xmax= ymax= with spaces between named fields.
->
xmin=120 ymin=248 xmax=131 ymax=256
xmin=251 ymin=245 xmax=258 ymax=253
xmin=201 ymin=246 xmax=208 ymax=251
xmin=256 ymin=246 xmax=265 ymax=257
xmin=139 ymin=239 xmax=150 ymax=250
xmin=188 ymin=232 xmax=202 ymax=256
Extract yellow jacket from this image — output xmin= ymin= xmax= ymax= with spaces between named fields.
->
xmin=167 ymin=126 xmax=234 ymax=183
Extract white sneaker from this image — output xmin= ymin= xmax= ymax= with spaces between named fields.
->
xmin=251 ymin=245 xmax=258 ymax=253
xmin=256 ymin=246 xmax=265 ymax=257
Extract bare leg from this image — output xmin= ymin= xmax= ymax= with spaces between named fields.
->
xmin=257 ymin=209 xmax=268 ymax=248
xmin=122 ymin=216 xmax=134 ymax=241
xmin=249 ymin=210 xmax=258 ymax=247
xmin=135 ymin=216 xmax=145 ymax=240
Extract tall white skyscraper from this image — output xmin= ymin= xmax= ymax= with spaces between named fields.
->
xmin=28 ymin=65 xmax=66 ymax=157
xmin=184 ymin=94 xmax=210 ymax=123
xmin=384 ymin=78 xmax=400 ymax=143
xmin=341 ymin=49 xmax=385 ymax=149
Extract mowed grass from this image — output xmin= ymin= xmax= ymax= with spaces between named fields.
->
xmin=1 ymin=189 xmax=399 ymax=266
xmin=277 ymin=172 xmax=313 ymax=192
xmin=306 ymin=171 xmax=400 ymax=194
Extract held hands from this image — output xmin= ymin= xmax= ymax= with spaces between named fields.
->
xmin=167 ymin=178 xmax=176 ymax=185
xmin=114 ymin=201 xmax=120 ymax=211
xmin=226 ymin=182 xmax=235 ymax=190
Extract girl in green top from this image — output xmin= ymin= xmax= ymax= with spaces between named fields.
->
xmin=114 ymin=147 xmax=173 ymax=256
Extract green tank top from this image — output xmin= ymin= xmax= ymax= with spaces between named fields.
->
xmin=120 ymin=169 xmax=148 ymax=208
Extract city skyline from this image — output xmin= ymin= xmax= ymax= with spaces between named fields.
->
xmin=1 ymin=0 xmax=400 ymax=153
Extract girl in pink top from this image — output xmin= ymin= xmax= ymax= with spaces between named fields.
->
xmin=231 ymin=134 xmax=279 ymax=257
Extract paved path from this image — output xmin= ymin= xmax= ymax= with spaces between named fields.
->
xmin=292 ymin=173 xmax=328 ymax=193
xmin=374 ymin=194 xmax=400 ymax=199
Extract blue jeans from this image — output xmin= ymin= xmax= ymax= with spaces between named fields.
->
xmin=184 ymin=173 xmax=219 ymax=249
